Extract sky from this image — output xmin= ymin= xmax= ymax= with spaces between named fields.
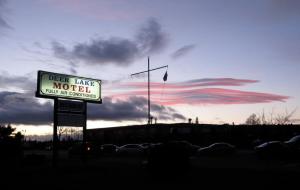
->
xmin=0 ymin=0 xmax=299 ymax=136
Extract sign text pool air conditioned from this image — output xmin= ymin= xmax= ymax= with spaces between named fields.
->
xmin=36 ymin=71 xmax=102 ymax=103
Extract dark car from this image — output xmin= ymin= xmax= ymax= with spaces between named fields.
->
xmin=284 ymin=135 xmax=300 ymax=158
xmin=166 ymin=140 xmax=200 ymax=156
xmin=284 ymin=135 xmax=300 ymax=148
xmin=100 ymin=144 xmax=118 ymax=155
xmin=146 ymin=141 xmax=191 ymax=171
xmin=196 ymin=142 xmax=236 ymax=156
xmin=254 ymin=141 xmax=288 ymax=159
xmin=117 ymin=144 xmax=145 ymax=156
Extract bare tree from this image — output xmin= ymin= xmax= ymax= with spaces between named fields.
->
xmin=245 ymin=107 xmax=298 ymax=125
xmin=58 ymin=127 xmax=68 ymax=141
xmin=245 ymin=114 xmax=261 ymax=125
xmin=195 ymin=117 xmax=199 ymax=124
xmin=274 ymin=108 xmax=297 ymax=125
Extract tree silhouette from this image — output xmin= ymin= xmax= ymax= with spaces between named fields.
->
xmin=245 ymin=108 xmax=298 ymax=125
xmin=0 ymin=124 xmax=24 ymax=161
xmin=245 ymin=114 xmax=261 ymax=125
xmin=195 ymin=117 xmax=199 ymax=124
xmin=0 ymin=124 xmax=16 ymax=139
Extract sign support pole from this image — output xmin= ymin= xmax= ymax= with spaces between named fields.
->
xmin=82 ymin=102 xmax=87 ymax=163
xmin=53 ymin=98 xmax=58 ymax=167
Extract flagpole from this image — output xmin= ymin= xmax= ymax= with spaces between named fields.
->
xmin=131 ymin=57 xmax=168 ymax=125
xmin=148 ymin=57 xmax=150 ymax=124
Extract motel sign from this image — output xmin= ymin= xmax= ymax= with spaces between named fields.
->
xmin=36 ymin=70 xmax=102 ymax=166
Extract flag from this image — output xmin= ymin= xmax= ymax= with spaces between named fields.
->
xmin=163 ymin=71 xmax=168 ymax=82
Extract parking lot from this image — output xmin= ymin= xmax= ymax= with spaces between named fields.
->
xmin=2 ymin=148 xmax=298 ymax=188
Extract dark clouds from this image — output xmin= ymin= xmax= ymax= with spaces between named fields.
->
xmin=0 ymin=91 xmax=185 ymax=125
xmin=0 ymin=73 xmax=35 ymax=92
xmin=53 ymin=38 xmax=139 ymax=66
xmin=171 ymin=44 xmax=196 ymax=59
xmin=135 ymin=18 xmax=168 ymax=55
xmin=0 ymin=91 xmax=53 ymax=125
xmin=88 ymin=96 xmax=185 ymax=121
xmin=52 ymin=18 xmax=168 ymax=66
xmin=0 ymin=0 xmax=10 ymax=29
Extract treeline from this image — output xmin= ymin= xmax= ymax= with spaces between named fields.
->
xmin=0 ymin=124 xmax=24 ymax=161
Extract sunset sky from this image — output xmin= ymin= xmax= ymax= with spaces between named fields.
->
xmin=0 ymin=0 xmax=299 ymax=136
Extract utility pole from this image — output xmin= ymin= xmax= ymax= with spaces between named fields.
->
xmin=131 ymin=57 xmax=168 ymax=125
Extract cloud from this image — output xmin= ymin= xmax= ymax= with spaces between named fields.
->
xmin=0 ymin=0 xmax=11 ymax=29
xmin=0 ymin=91 xmax=53 ymax=125
xmin=108 ymin=78 xmax=289 ymax=106
xmin=0 ymin=91 xmax=185 ymax=125
xmin=0 ymin=72 xmax=35 ymax=92
xmin=111 ymin=88 xmax=289 ymax=106
xmin=51 ymin=18 xmax=168 ymax=66
xmin=171 ymin=44 xmax=196 ymax=59
xmin=118 ymin=78 xmax=259 ymax=90
xmin=155 ymin=88 xmax=289 ymax=106
xmin=51 ymin=41 xmax=69 ymax=59
xmin=53 ymin=38 xmax=139 ymax=66
xmin=135 ymin=18 xmax=168 ymax=55
xmin=88 ymin=96 xmax=185 ymax=121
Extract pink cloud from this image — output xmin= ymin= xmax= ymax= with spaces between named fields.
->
xmin=109 ymin=87 xmax=289 ymax=106
xmin=105 ymin=77 xmax=289 ymax=106
xmin=118 ymin=78 xmax=259 ymax=90
xmin=160 ymin=88 xmax=289 ymax=105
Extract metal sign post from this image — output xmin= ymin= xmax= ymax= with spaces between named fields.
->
xmin=53 ymin=99 xmax=58 ymax=167
xmin=82 ymin=102 xmax=87 ymax=163
xmin=55 ymin=99 xmax=88 ymax=164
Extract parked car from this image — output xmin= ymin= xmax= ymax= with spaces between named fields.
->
xmin=284 ymin=135 xmax=300 ymax=158
xmin=100 ymin=144 xmax=118 ymax=155
xmin=284 ymin=135 xmax=300 ymax=149
xmin=117 ymin=144 xmax=145 ymax=156
xmin=196 ymin=142 xmax=236 ymax=156
xmin=254 ymin=141 xmax=288 ymax=159
xmin=140 ymin=143 xmax=151 ymax=149
xmin=146 ymin=141 xmax=191 ymax=171
xmin=166 ymin=140 xmax=200 ymax=156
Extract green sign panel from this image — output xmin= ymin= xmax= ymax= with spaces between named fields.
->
xmin=36 ymin=71 xmax=102 ymax=103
